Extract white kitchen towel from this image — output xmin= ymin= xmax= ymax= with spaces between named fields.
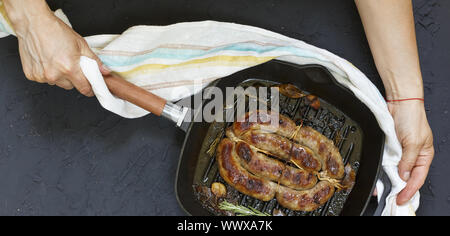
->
xmin=0 ymin=4 xmax=418 ymax=216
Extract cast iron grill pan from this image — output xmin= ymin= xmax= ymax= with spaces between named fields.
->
xmin=175 ymin=60 xmax=385 ymax=216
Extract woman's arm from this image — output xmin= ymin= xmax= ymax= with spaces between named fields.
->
xmin=355 ymin=0 xmax=434 ymax=205
xmin=3 ymin=0 xmax=109 ymax=96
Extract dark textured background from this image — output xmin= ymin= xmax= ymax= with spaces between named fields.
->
xmin=0 ymin=0 xmax=448 ymax=216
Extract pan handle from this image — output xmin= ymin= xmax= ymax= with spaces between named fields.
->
xmin=104 ymin=72 xmax=167 ymax=116
xmin=373 ymin=168 xmax=391 ymax=216
xmin=104 ymin=72 xmax=188 ymax=125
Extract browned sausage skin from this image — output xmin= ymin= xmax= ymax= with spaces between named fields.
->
xmin=276 ymin=181 xmax=335 ymax=212
xmin=216 ymin=138 xmax=277 ymax=201
xmin=217 ymin=111 xmax=344 ymax=212
xmin=295 ymin=126 xmax=345 ymax=179
xmin=235 ymin=141 xmax=318 ymax=190
xmin=217 ymin=139 xmax=335 ymax=212
xmin=232 ymin=110 xmax=296 ymax=138
xmin=231 ymin=110 xmax=345 ymax=179
xmin=227 ymin=129 xmax=322 ymax=173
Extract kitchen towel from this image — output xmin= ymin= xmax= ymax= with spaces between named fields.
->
xmin=0 ymin=3 xmax=419 ymax=216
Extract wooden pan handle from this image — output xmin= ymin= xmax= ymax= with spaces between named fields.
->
xmin=104 ymin=73 xmax=167 ymax=116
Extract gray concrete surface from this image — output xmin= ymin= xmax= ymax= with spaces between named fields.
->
xmin=0 ymin=0 xmax=448 ymax=215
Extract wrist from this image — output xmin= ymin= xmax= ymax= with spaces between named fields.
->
xmin=383 ymin=76 xmax=424 ymax=100
xmin=385 ymin=90 xmax=424 ymax=101
xmin=387 ymin=96 xmax=426 ymax=116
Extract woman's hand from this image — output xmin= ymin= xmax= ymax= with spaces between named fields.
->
xmin=355 ymin=0 xmax=435 ymax=207
xmin=4 ymin=0 xmax=109 ymax=96
xmin=388 ymin=101 xmax=434 ymax=205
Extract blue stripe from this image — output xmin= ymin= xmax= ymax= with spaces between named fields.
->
xmin=98 ymin=42 xmax=327 ymax=67
xmin=0 ymin=21 xmax=9 ymax=35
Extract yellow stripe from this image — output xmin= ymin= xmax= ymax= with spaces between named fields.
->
xmin=0 ymin=2 xmax=13 ymax=30
xmin=119 ymin=55 xmax=274 ymax=77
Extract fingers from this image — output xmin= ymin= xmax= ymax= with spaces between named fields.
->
xmin=32 ymin=65 xmax=46 ymax=83
xmin=55 ymin=78 xmax=74 ymax=90
xmin=398 ymin=143 xmax=421 ymax=181
xmin=386 ymin=100 xmax=435 ymax=207
xmin=28 ymin=58 xmax=95 ymax=96
xmin=70 ymin=66 xmax=94 ymax=97
xmin=18 ymin=43 xmax=35 ymax=82
xmin=81 ymin=46 xmax=110 ymax=75
xmin=397 ymin=164 xmax=429 ymax=205
xmin=99 ymin=64 xmax=111 ymax=75
xmin=19 ymin=36 xmax=102 ymax=97
xmin=75 ymin=44 xmax=109 ymax=97
xmin=396 ymin=143 xmax=434 ymax=205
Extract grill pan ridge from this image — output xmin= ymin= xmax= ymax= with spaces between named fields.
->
xmin=175 ymin=60 xmax=385 ymax=216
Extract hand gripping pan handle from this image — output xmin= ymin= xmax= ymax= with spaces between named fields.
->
xmin=103 ymin=72 xmax=189 ymax=128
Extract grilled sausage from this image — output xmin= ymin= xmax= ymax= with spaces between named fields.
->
xmin=231 ymin=110 xmax=345 ymax=179
xmin=217 ymin=138 xmax=277 ymax=201
xmin=294 ymin=126 xmax=345 ymax=179
xmin=235 ymin=141 xmax=318 ymax=190
xmin=227 ymin=128 xmax=322 ymax=173
xmin=232 ymin=110 xmax=296 ymax=138
xmin=276 ymin=181 xmax=335 ymax=212
xmin=217 ymin=139 xmax=334 ymax=211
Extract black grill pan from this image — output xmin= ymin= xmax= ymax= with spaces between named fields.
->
xmin=175 ymin=60 xmax=386 ymax=216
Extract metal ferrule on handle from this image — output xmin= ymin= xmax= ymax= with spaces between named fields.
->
xmin=162 ymin=102 xmax=189 ymax=127
xmin=104 ymin=73 xmax=188 ymax=127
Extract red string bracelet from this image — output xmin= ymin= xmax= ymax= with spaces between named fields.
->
xmin=385 ymin=98 xmax=424 ymax=103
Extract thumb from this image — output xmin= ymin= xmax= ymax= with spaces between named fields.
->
xmin=398 ymin=143 xmax=421 ymax=182
xmin=81 ymin=46 xmax=111 ymax=75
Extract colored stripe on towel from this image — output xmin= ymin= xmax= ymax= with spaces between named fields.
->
xmin=118 ymin=55 xmax=275 ymax=77
xmin=98 ymin=42 xmax=325 ymax=68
